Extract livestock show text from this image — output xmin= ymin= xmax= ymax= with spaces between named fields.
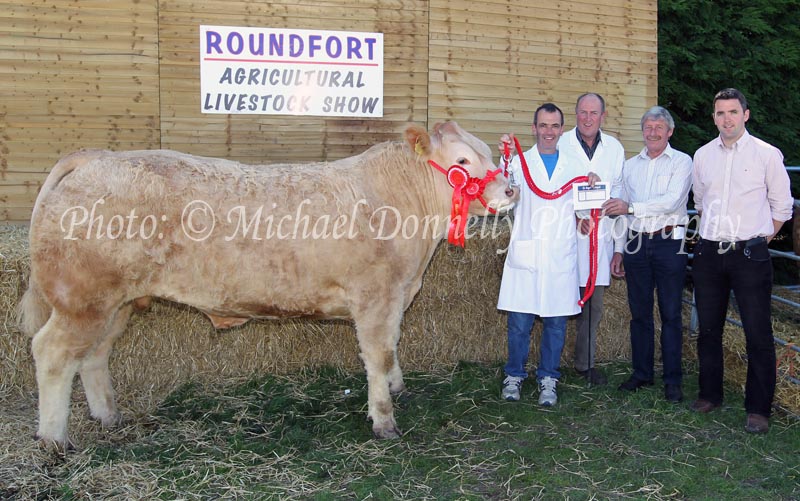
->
xmin=200 ymin=26 xmax=383 ymax=117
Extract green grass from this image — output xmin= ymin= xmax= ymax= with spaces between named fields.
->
xmin=7 ymin=362 xmax=800 ymax=499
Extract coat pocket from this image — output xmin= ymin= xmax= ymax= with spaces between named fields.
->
xmin=506 ymin=239 xmax=539 ymax=270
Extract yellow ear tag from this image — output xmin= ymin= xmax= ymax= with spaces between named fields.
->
xmin=414 ymin=141 xmax=424 ymax=156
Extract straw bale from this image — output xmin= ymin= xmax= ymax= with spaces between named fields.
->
xmin=1 ymin=223 xmax=797 ymax=415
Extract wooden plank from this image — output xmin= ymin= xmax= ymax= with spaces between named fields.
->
xmin=425 ymin=78 xmax=653 ymax=100
xmin=428 ymin=38 xmax=656 ymax=65
xmin=0 ymin=171 xmax=50 ymax=184
xmin=0 ymin=206 xmax=37 ymax=223
xmin=158 ymin=14 xmax=425 ymax=35
xmin=158 ymin=3 xmax=428 ymax=22
xmin=160 ymin=0 xmax=429 ymax=12
xmin=0 ymin=0 xmax=158 ymax=16
xmin=429 ymin=2 xmax=655 ymax=28
xmin=431 ymin=0 xmax=657 ymax=18
xmin=0 ymin=49 xmax=158 ymax=64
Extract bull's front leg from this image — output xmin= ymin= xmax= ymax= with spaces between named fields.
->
xmin=353 ymin=305 xmax=404 ymax=439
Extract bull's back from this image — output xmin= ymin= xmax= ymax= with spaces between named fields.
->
xmin=30 ymin=147 xmax=427 ymax=319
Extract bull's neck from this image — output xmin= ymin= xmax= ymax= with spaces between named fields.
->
xmin=367 ymin=143 xmax=453 ymax=223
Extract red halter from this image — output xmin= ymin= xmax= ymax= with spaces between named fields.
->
xmin=427 ymin=160 xmax=502 ymax=247
xmin=511 ymin=136 xmax=600 ymax=307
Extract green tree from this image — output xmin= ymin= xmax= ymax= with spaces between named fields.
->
xmin=659 ymin=0 xmax=800 ymax=170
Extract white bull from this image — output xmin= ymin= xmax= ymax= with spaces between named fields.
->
xmin=17 ymin=121 xmax=517 ymax=448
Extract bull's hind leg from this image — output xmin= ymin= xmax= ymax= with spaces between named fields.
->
xmin=79 ymin=304 xmax=133 ymax=428
xmin=353 ymin=303 xmax=404 ymax=439
xmin=31 ymin=312 xmax=99 ymax=447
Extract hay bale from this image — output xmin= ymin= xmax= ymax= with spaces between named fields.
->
xmin=1 ymin=223 xmax=797 ymax=415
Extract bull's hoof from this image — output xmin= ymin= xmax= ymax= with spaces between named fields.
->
xmin=96 ymin=411 xmax=124 ymax=429
xmin=34 ymin=434 xmax=75 ymax=454
xmin=372 ymin=424 xmax=402 ymax=439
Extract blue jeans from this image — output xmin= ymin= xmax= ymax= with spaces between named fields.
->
xmin=623 ymin=232 xmax=687 ymax=385
xmin=505 ymin=311 xmax=567 ymax=380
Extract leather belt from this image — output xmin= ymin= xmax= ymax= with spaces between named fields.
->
xmin=700 ymin=236 xmax=767 ymax=252
xmin=636 ymin=225 xmax=683 ymax=236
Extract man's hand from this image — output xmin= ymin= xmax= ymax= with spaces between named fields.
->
xmin=611 ymin=252 xmax=625 ymax=278
xmin=602 ymin=197 xmax=630 ymax=217
xmin=586 ymin=171 xmax=601 ymax=187
xmin=498 ymin=133 xmax=514 ymax=156
xmin=577 ymin=217 xmax=593 ymax=235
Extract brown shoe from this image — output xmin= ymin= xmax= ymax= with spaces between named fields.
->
xmin=690 ymin=398 xmax=720 ymax=413
xmin=745 ymin=414 xmax=769 ymax=434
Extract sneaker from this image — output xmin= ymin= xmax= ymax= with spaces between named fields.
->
xmin=501 ymin=375 xmax=523 ymax=401
xmin=538 ymin=376 xmax=558 ymax=407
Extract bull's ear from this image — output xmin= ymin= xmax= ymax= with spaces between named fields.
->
xmin=434 ymin=121 xmax=458 ymax=135
xmin=405 ymin=124 xmax=431 ymax=157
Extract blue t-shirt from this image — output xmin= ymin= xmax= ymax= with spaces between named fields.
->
xmin=539 ymin=151 xmax=559 ymax=179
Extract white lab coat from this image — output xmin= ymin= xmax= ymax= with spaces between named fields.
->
xmin=497 ymin=146 xmax=582 ymax=317
xmin=558 ymin=128 xmax=626 ymax=286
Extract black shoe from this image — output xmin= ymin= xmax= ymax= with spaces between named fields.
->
xmin=618 ymin=376 xmax=654 ymax=392
xmin=576 ymin=368 xmax=608 ymax=385
xmin=664 ymin=384 xmax=683 ymax=403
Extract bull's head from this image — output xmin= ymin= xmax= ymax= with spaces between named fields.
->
xmin=405 ymin=121 xmax=518 ymax=246
xmin=407 ymin=121 xmax=518 ymax=214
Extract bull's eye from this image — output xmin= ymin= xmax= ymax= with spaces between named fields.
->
xmin=457 ymin=157 xmax=469 ymax=165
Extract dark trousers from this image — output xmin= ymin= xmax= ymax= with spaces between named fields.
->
xmin=623 ymin=232 xmax=687 ymax=385
xmin=691 ymin=238 xmax=776 ymax=417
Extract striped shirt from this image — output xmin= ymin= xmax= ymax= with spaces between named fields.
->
xmin=621 ymin=144 xmax=693 ymax=233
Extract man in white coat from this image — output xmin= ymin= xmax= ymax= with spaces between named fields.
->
xmin=558 ymin=93 xmax=626 ymax=385
xmin=498 ymin=102 xmax=598 ymax=406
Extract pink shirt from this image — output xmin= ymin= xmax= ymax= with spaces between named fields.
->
xmin=692 ymin=130 xmax=793 ymax=241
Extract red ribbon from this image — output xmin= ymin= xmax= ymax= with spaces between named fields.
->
xmin=502 ymin=142 xmax=511 ymax=178
xmin=428 ymin=160 xmax=501 ymax=247
xmin=511 ymin=136 xmax=600 ymax=307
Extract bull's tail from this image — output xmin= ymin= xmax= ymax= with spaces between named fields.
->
xmin=17 ymin=151 xmax=99 ymax=336
xmin=30 ymin=149 xmax=104 ymax=223
xmin=17 ymin=279 xmax=52 ymax=337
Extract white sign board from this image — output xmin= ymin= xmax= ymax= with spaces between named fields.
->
xmin=200 ymin=25 xmax=383 ymax=117
xmin=572 ymin=182 xmax=611 ymax=210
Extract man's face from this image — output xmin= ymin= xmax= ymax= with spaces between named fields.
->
xmin=713 ymin=98 xmax=749 ymax=145
xmin=533 ymin=110 xmax=564 ymax=154
xmin=576 ymin=95 xmax=606 ymax=141
xmin=642 ymin=118 xmax=673 ymax=158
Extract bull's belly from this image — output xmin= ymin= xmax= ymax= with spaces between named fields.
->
xmin=152 ymin=286 xmax=353 ymax=328
xmin=199 ymin=303 xmax=351 ymax=321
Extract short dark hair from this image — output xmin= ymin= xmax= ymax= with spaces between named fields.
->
xmin=533 ymin=102 xmax=564 ymax=126
xmin=713 ymin=88 xmax=748 ymax=111
xmin=576 ymin=93 xmax=606 ymax=113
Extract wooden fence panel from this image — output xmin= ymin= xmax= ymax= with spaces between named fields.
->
xmin=0 ymin=0 xmax=161 ymax=222
xmin=428 ymin=0 xmax=657 ymax=153
xmin=0 ymin=0 xmax=657 ymax=222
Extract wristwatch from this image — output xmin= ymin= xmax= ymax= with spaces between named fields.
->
xmin=627 ymin=203 xmax=634 ymax=215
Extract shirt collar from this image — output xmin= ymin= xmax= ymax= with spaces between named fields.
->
xmin=637 ymin=143 xmax=675 ymax=160
xmin=576 ymin=129 xmax=602 ymax=159
xmin=714 ymin=129 xmax=752 ymax=151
